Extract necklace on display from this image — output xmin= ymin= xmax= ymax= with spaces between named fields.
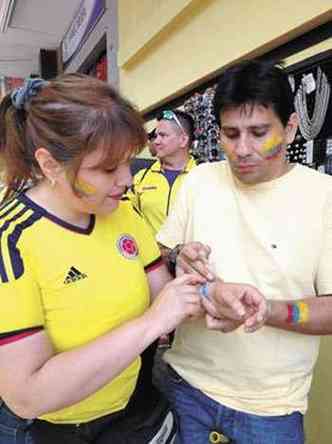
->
xmin=294 ymin=67 xmax=331 ymax=142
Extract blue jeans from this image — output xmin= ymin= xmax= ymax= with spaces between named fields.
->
xmin=0 ymin=402 xmax=34 ymax=444
xmin=166 ymin=365 xmax=305 ymax=444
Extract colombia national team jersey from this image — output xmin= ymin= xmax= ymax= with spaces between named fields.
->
xmin=0 ymin=193 xmax=162 ymax=424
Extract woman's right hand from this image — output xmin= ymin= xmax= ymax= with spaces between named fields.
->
xmin=145 ymin=274 xmax=205 ymax=336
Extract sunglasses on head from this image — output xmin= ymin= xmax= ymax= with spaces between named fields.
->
xmin=160 ymin=110 xmax=185 ymax=132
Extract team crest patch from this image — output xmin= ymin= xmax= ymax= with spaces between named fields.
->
xmin=117 ymin=234 xmax=139 ymax=259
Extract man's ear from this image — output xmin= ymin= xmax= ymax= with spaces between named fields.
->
xmin=285 ymin=112 xmax=299 ymax=145
xmin=34 ymin=148 xmax=63 ymax=183
xmin=180 ymin=132 xmax=190 ymax=149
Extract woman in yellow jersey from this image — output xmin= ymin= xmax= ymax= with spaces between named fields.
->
xmin=0 ymin=75 xmax=204 ymax=444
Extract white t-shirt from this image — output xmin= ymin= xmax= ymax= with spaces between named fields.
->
xmin=157 ymin=161 xmax=332 ymax=415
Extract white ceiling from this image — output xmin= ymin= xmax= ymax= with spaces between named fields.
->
xmin=0 ymin=0 xmax=81 ymax=78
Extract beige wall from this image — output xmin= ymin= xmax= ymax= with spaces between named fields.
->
xmin=284 ymin=38 xmax=332 ymax=67
xmin=305 ymin=337 xmax=332 ymax=444
xmin=118 ymin=0 xmax=332 ymax=112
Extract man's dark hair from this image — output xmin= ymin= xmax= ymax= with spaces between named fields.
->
xmin=213 ymin=59 xmax=295 ymax=127
xmin=157 ymin=109 xmax=195 ymax=146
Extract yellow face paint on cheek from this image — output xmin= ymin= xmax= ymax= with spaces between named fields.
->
xmin=260 ymin=134 xmax=283 ymax=159
xmin=74 ymin=177 xmax=98 ymax=196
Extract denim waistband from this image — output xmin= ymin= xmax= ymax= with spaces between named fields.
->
xmin=0 ymin=400 xmax=34 ymax=426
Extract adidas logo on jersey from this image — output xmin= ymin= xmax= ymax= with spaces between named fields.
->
xmin=64 ymin=266 xmax=88 ymax=284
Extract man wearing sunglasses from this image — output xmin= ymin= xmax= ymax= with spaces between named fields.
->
xmin=130 ymin=109 xmax=197 ymax=236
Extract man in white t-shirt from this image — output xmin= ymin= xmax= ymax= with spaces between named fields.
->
xmin=157 ymin=59 xmax=332 ymax=444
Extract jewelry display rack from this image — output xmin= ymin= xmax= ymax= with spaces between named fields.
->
xmin=288 ymin=56 xmax=332 ymax=173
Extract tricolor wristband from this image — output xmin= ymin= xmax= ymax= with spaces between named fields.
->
xmin=286 ymin=302 xmax=309 ymax=324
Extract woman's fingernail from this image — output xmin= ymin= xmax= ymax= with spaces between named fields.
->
xmin=245 ymin=326 xmax=254 ymax=333
xmin=238 ymin=308 xmax=245 ymax=316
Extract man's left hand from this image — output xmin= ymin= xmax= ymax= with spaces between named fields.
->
xmin=202 ymin=280 xmax=270 ymax=333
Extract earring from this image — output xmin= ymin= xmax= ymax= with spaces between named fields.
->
xmin=49 ymin=177 xmax=56 ymax=187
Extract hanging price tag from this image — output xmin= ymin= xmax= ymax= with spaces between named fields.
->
xmin=326 ymin=139 xmax=332 ymax=156
xmin=304 ymin=140 xmax=314 ymax=164
xmin=302 ymin=73 xmax=316 ymax=94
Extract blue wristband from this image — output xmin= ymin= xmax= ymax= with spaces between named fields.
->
xmin=199 ymin=282 xmax=209 ymax=299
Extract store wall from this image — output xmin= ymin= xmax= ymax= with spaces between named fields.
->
xmin=284 ymin=39 xmax=332 ymax=68
xmin=65 ymin=0 xmax=119 ymax=86
xmin=65 ymin=11 xmax=109 ymax=73
xmin=305 ymin=336 xmax=332 ymax=444
xmin=118 ymin=0 xmax=332 ymax=112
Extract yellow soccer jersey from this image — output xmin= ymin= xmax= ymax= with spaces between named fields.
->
xmin=128 ymin=156 xmax=197 ymax=235
xmin=0 ymin=193 xmax=162 ymax=424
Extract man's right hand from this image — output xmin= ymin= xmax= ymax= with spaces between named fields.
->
xmin=177 ymin=242 xmax=215 ymax=281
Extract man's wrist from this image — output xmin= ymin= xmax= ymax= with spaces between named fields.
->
xmin=265 ymin=300 xmax=273 ymax=323
xmin=208 ymin=278 xmax=223 ymax=299
xmin=168 ymin=243 xmax=184 ymax=276
xmin=265 ymin=300 xmax=282 ymax=326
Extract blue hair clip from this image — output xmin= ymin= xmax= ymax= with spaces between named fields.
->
xmin=11 ymin=78 xmax=47 ymax=110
